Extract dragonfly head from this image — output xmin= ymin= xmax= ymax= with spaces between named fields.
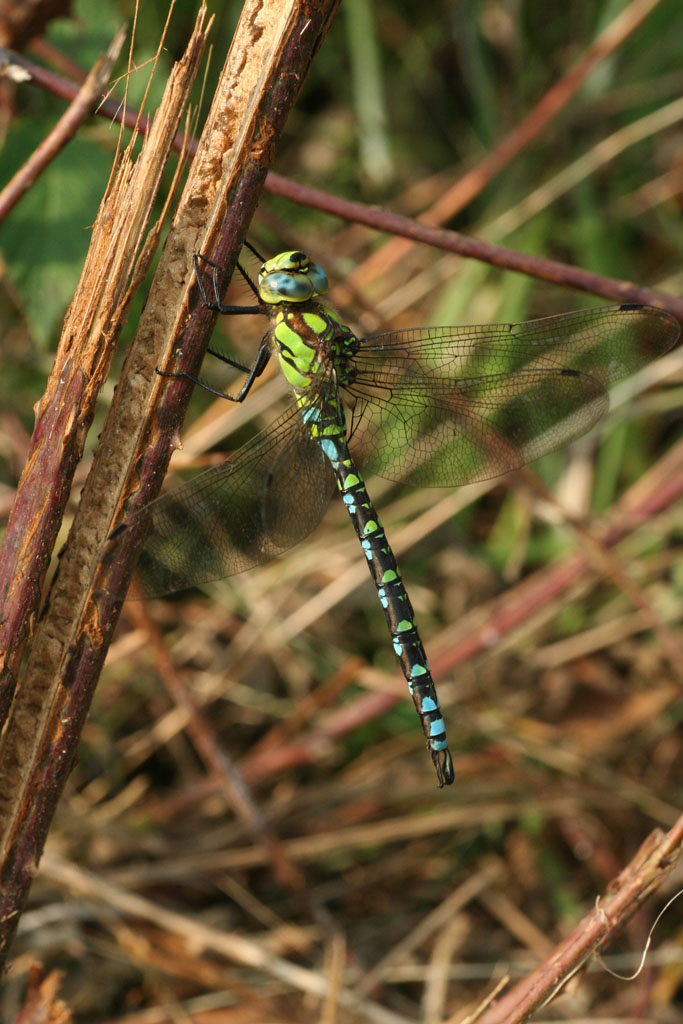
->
xmin=258 ymin=251 xmax=329 ymax=304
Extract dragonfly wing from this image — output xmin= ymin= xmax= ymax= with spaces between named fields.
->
xmin=347 ymin=305 xmax=679 ymax=486
xmin=124 ymin=402 xmax=337 ymax=596
xmin=349 ymin=368 xmax=608 ymax=485
xmin=352 ymin=305 xmax=679 ymax=382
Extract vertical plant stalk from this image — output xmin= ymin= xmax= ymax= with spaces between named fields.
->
xmin=0 ymin=0 xmax=340 ymax=966
xmin=0 ymin=12 xmax=189 ymax=720
xmin=0 ymin=26 xmax=126 ymax=716
xmin=0 ymin=3 xmax=212 ymax=959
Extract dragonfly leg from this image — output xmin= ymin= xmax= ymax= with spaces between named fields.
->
xmin=206 ymin=349 xmax=251 ymax=374
xmin=156 ymin=335 xmax=272 ymax=403
xmin=193 ymin=253 xmax=261 ymax=315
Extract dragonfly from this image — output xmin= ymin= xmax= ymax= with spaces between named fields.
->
xmin=122 ymin=243 xmax=679 ymax=786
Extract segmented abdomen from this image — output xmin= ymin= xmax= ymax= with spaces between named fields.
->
xmin=317 ymin=424 xmax=454 ymax=787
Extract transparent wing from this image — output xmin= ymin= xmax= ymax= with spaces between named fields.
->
xmin=348 ymin=367 xmax=608 ymax=485
xmin=351 ymin=305 xmax=678 ymax=381
xmin=346 ymin=305 xmax=679 ymax=485
xmin=125 ymin=402 xmax=337 ymax=596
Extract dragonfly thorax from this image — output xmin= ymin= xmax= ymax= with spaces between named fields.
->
xmin=270 ymin=302 xmax=358 ymax=395
xmin=258 ymin=250 xmax=329 ymax=305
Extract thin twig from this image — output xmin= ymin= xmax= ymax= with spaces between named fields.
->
xmin=476 ymin=816 xmax=683 ymax=1023
xmin=124 ymin=599 xmax=310 ymax=894
xmin=0 ymin=31 xmax=125 ymax=224
xmin=5 ymin=45 xmax=683 ymax=318
xmin=352 ymin=0 xmax=670 ymax=283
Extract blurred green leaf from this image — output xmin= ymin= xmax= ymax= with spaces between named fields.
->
xmin=0 ymin=121 xmax=114 ymax=346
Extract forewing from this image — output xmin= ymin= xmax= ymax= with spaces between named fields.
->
xmin=125 ymin=402 xmax=337 ymax=597
xmin=351 ymin=305 xmax=679 ymax=383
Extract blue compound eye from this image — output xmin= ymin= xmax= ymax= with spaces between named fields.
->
xmin=307 ymin=262 xmax=329 ymax=295
xmin=257 ymin=252 xmax=329 ymax=303
xmin=259 ymin=271 xmax=314 ymax=303
xmin=268 ymin=272 xmax=312 ymax=298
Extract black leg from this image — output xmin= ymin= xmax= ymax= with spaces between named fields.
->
xmin=242 ymin=239 xmax=266 ymax=262
xmin=157 ymin=335 xmax=272 ymax=403
xmin=193 ymin=253 xmax=260 ymax=315
xmin=206 ymin=348 xmax=251 ymax=374
xmin=182 ymin=248 xmax=273 ymax=400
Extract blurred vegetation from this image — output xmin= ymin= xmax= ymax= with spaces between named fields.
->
xmin=1 ymin=0 xmax=682 ymax=1021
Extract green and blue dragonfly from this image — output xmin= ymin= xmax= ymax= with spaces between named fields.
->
xmin=127 ymin=244 xmax=679 ymax=786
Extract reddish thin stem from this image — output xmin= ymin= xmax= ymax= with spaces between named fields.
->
xmin=4 ymin=47 xmax=682 ymax=318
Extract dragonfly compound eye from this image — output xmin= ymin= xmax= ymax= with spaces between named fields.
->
xmin=306 ymin=262 xmax=329 ymax=295
xmin=258 ymin=270 xmax=316 ymax=303
xmin=258 ymin=253 xmax=329 ymax=304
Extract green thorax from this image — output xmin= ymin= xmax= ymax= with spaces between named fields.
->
xmin=257 ymin=250 xmax=358 ymax=394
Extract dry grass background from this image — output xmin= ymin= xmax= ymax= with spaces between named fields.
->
xmin=1 ymin=0 xmax=683 ymax=1020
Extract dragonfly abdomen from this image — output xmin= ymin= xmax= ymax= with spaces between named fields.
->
xmin=317 ymin=428 xmax=455 ymax=787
